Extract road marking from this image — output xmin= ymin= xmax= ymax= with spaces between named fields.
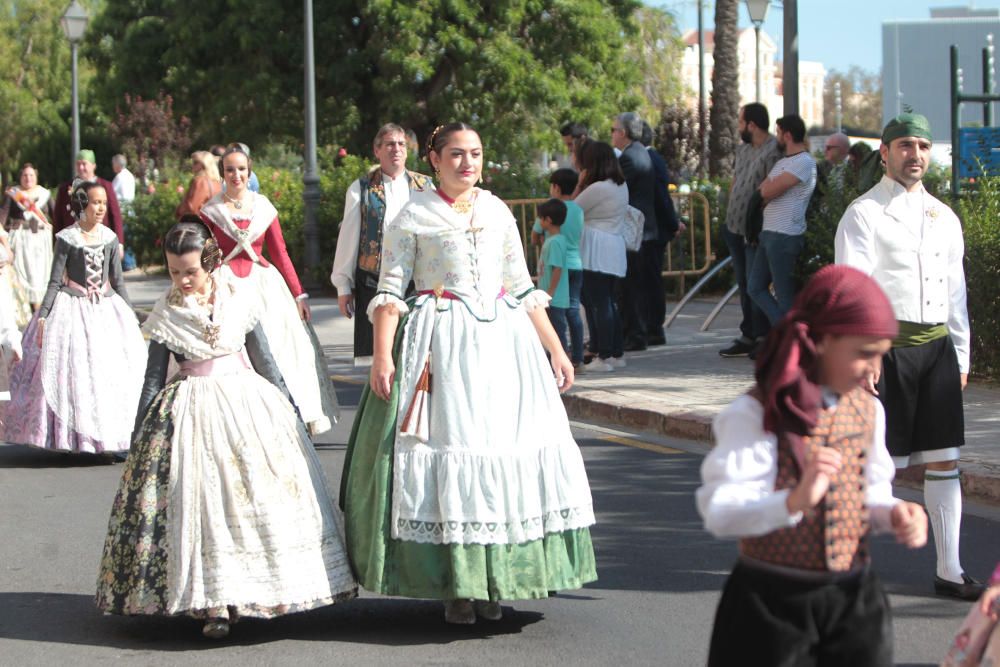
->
xmin=599 ymin=435 xmax=684 ymax=455
xmin=326 ymin=380 xmax=684 ymax=456
xmin=331 ymin=374 xmax=366 ymax=386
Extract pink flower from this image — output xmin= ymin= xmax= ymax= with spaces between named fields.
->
xmin=338 ymin=148 xmax=347 ymax=157
xmin=176 ymin=185 xmax=185 ymax=194
xmin=147 ymin=184 xmax=156 ymax=194
xmin=274 ymin=190 xmax=282 ymax=199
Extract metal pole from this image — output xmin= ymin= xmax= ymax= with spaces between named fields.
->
xmin=754 ymin=24 xmax=762 ymax=102
xmin=983 ymin=35 xmax=995 ymax=127
xmin=835 ymin=82 xmax=842 ymax=133
xmin=697 ymin=0 xmax=707 ymax=176
xmin=783 ymin=0 xmax=799 ymax=115
xmin=951 ymin=45 xmax=961 ymax=196
xmin=70 ymin=41 xmax=80 ymax=180
xmin=301 ymin=0 xmax=321 ymax=290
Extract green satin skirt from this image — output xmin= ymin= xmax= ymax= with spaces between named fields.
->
xmin=338 ymin=320 xmax=597 ymax=601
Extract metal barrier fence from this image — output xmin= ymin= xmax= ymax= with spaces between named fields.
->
xmin=505 ymin=191 xmax=715 ymax=288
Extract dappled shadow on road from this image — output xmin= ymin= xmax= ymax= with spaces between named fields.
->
xmin=0 ymin=444 xmax=123 ymax=469
xmin=0 ymin=593 xmax=543 ymax=650
xmin=579 ymin=439 xmax=733 ymax=594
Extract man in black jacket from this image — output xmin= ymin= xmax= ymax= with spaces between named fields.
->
xmin=641 ymin=122 xmax=681 ymax=345
xmin=613 ymin=112 xmax=658 ymax=351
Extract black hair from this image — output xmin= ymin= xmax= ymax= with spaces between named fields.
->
xmin=537 ymin=198 xmax=567 ymax=227
xmin=548 ymin=168 xmax=579 ymax=196
xmin=577 ymin=141 xmax=625 ymax=188
xmin=70 ymin=179 xmax=103 ymax=218
xmin=163 ymin=218 xmax=222 ymax=272
xmin=221 ymin=143 xmax=253 ymax=172
xmin=560 ymin=122 xmax=588 ymax=139
xmin=742 ymin=102 xmax=770 ymax=132
xmin=426 ymin=122 xmax=478 ymax=157
xmin=640 ymin=121 xmax=654 ymax=147
xmin=776 ymin=114 xmax=807 ymax=143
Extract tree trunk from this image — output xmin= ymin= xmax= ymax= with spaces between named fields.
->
xmin=709 ymin=0 xmax=739 ymax=179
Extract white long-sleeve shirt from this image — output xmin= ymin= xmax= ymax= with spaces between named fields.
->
xmin=696 ymin=393 xmax=900 ymax=540
xmin=835 ymin=176 xmax=970 ymax=373
xmin=330 ymin=170 xmax=416 ymax=295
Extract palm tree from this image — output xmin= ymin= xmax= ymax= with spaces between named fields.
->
xmin=709 ymin=0 xmax=739 ymax=178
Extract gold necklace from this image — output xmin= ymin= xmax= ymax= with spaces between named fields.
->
xmin=223 ymin=190 xmax=250 ymax=210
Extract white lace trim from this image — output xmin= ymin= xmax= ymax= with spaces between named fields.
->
xmin=366 ymin=292 xmax=409 ymax=321
xmin=393 ymin=504 xmax=595 ymax=545
xmin=519 ymin=289 xmax=551 ymax=312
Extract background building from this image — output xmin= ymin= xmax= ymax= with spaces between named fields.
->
xmin=681 ymin=28 xmax=826 ymax=130
xmin=883 ymin=7 xmax=999 ymax=142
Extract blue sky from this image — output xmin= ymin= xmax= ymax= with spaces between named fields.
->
xmin=655 ymin=1 xmax=1000 ymax=74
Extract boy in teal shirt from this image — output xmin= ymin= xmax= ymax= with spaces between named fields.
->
xmin=533 ymin=169 xmax=584 ymax=366
xmin=537 ymin=198 xmax=571 ymax=355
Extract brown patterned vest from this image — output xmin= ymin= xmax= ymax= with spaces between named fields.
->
xmin=740 ymin=386 xmax=875 ymax=572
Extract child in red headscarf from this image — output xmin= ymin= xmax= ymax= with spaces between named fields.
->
xmin=697 ymin=264 xmax=928 ymax=666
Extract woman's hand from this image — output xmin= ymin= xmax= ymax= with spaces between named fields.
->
xmin=370 ymin=355 xmax=395 ymax=401
xmin=550 ymin=349 xmax=575 ymax=393
xmin=297 ymin=298 xmax=311 ymax=322
xmin=980 ymin=584 xmax=1000 ymax=618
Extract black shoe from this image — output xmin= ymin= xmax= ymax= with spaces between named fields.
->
xmin=748 ymin=340 xmax=765 ymax=361
xmin=647 ymin=334 xmax=667 ymax=346
xmin=719 ymin=340 xmax=754 ymax=358
xmin=623 ymin=340 xmax=647 ymax=352
xmin=934 ymin=573 xmax=985 ymax=601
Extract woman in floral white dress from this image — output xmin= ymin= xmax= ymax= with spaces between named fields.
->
xmin=340 ymin=123 xmax=597 ymax=625
xmin=3 ymin=163 xmax=54 ymax=309
xmin=96 ymin=220 xmax=356 ymax=639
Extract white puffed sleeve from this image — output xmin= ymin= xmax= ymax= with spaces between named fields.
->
xmin=500 ymin=209 xmax=540 ymax=305
xmin=367 ymin=208 xmax=417 ymax=321
xmin=696 ymin=395 xmax=804 ymax=539
xmin=866 ymin=401 xmax=902 ymax=534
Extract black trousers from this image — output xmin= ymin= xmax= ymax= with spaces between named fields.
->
xmin=876 ymin=336 xmax=965 ymax=457
xmin=708 ymin=562 xmax=892 ymax=667
xmin=640 ymin=240 xmax=667 ymax=339
xmin=352 ymin=271 xmax=379 ymax=358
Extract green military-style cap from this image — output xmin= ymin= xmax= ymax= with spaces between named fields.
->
xmin=881 ymin=113 xmax=932 ymax=145
xmin=76 ymin=149 xmax=96 ymax=164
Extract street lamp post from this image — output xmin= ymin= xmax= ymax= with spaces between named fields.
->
xmin=745 ymin=0 xmax=770 ymax=104
xmin=301 ymin=0 xmax=321 ymax=291
xmin=834 ymin=82 xmax=843 ymax=133
xmin=783 ymin=0 xmax=799 ymax=115
xmin=60 ymin=0 xmax=89 ymax=180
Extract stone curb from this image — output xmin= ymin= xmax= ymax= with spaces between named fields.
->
xmin=561 ymin=391 xmax=1000 ymax=506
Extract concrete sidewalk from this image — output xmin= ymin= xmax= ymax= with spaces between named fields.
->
xmin=125 ymin=270 xmax=1000 ymax=504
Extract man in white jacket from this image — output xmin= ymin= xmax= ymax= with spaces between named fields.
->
xmin=834 ymin=112 xmax=981 ymax=601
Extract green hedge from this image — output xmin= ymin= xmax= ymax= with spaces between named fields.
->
xmin=960 ymin=174 xmax=1000 ymax=381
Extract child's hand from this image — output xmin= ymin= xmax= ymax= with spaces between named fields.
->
xmin=786 ymin=447 xmax=842 ymax=514
xmin=980 ymin=584 xmax=1000 ymax=618
xmin=890 ymin=501 xmax=927 ymax=548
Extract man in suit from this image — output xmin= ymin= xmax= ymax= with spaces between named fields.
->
xmin=641 ymin=121 xmax=681 ymax=345
xmin=613 ymin=112 xmax=657 ymax=351
xmin=53 ymin=149 xmax=124 ymax=244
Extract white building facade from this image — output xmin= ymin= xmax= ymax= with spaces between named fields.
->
xmin=681 ymin=28 xmax=826 ymax=131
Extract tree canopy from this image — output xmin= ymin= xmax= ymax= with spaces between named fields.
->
xmin=84 ymin=0 xmax=649 ymax=163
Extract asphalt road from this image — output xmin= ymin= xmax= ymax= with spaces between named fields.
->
xmin=1 ymin=380 xmax=996 ymax=666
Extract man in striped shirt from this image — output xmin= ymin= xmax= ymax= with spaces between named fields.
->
xmin=747 ymin=114 xmax=817 ymax=326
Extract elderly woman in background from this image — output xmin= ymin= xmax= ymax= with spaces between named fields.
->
xmin=174 ymin=151 xmax=222 ymax=220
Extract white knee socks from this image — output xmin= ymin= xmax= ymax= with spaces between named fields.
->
xmin=924 ymin=470 xmax=964 ymax=582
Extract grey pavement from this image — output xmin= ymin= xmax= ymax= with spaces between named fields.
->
xmin=0 ymin=270 xmax=997 ymax=664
